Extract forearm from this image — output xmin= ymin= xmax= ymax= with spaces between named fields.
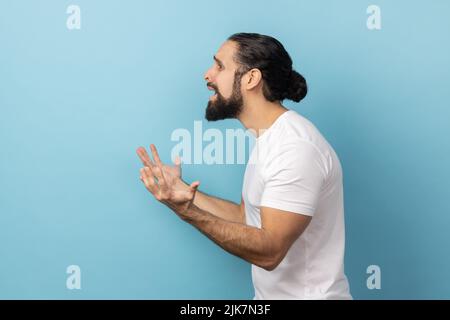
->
xmin=193 ymin=190 xmax=245 ymax=224
xmin=181 ymin=204 xmax=277 ymax=270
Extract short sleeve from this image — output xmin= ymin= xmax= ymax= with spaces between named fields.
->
xmin=260 ymin=141 xmax=327 ymax=216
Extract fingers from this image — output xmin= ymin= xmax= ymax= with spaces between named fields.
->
xmin=151 ymin=165 xmax=168 ymax=193
xmin=173 ymin=155 xmax=182 ymax=175
xmin=136 ymin=146 xmax=155 ymax=167
xmin=150 ymin=144 xmax=163 ymax=166
xmin=137 ymin=144 xmax=167 ymax=170
xmin=140 ymin=167 xmax=158 ymax=195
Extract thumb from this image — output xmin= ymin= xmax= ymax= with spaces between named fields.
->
xmin=173 ymin=156 xmax=182 ymax=173
xmin=189 ymin=181 xmax=200 ymax=193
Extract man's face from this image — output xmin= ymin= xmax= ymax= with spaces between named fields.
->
xmin=203 ymin=41 xmax=245 ymax=121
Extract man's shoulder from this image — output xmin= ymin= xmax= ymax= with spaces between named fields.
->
xmin=270 ymin=111 xmax=327 ymax=152
xmin=269 ymin=111 xmax=339 ymax=173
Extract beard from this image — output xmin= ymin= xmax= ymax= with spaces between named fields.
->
xmin=205 ymin=71 xmax=244 ymax=121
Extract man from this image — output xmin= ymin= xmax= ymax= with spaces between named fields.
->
xmin=136 ymin=33 xmax=352 ymax=299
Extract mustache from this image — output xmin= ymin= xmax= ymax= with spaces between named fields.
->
xmin=207 ymin=82 xmax=219 ymax=92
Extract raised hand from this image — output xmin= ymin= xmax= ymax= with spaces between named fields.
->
xmin=136 ymin=145 xmax=181 ymax=179
xmin=136 ymin=144 xmax=200 ymax=216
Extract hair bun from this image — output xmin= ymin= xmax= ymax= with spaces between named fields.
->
xmin=286 ymin=70 xmax=307 ymax=102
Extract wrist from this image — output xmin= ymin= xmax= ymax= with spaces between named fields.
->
xmin=178 ymin=202 xmax=197 ymax=222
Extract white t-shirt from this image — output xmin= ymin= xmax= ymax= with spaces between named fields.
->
xmin=242 ymin=109 xmax=352 ymax=300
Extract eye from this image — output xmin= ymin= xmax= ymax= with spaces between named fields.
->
xmin=216 ymin=64 xmax=223 ymax=70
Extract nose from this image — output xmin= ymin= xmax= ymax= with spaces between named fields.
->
xmin=204 ymin=66 xmax=214 ymax=82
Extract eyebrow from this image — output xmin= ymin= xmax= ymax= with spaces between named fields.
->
xmin=213 ymin=55 xmax=224 ymax=67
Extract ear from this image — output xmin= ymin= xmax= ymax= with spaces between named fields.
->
xmin=244 ymin=68 xmax=263 ymax=90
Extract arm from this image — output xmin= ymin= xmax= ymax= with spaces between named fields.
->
xmin=180 ymin=204 xmax=311 ymax=271
xmin=137 ymin=145 xmax=311 ymax=271
xmin=137 ymin=146 xmax=245 ymax=224
xmin=192 ymin=191 xmax=245 ymax=224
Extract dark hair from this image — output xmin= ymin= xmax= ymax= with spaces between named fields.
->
xmin=227 ymin=33 xmax=307 ymax=103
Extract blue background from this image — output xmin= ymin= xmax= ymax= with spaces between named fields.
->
xmin=1 ymin=0 xmax=449 ymax=299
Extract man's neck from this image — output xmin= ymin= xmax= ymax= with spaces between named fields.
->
xmin=237 ymin=100 xmax=289 ymax=137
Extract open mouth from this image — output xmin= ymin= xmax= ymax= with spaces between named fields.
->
xmin=207 ymin=86 xmax=217 ymax=99
xmin=207 ymin=85 xmax=218 ymax=99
